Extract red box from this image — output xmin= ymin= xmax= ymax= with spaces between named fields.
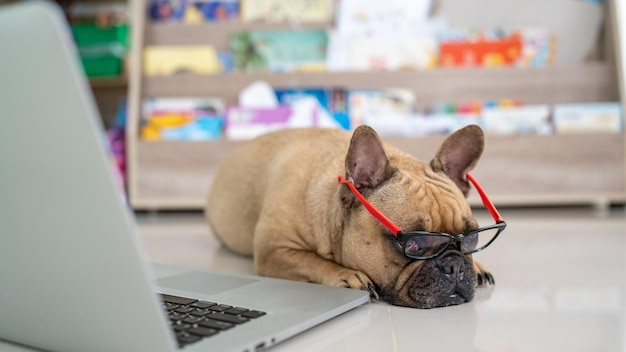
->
xmin=439 ymin=33 xmax=523 ymax=67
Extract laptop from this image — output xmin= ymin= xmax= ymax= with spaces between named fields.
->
xmin=0 ymin=2 xmax=369 ymax=351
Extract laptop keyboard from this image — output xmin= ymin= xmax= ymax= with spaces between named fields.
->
xmin=160 ymin=294 xmax=267 ymax=348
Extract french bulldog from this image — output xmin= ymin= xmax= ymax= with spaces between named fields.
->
xmin=205 ymin=125 xmax=495 ymax=308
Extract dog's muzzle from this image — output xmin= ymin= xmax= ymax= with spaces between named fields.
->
xmin=431 ymin=251 xmax=475 ymax=305
xmin=383 ymin=249 xmax=477 ymax=309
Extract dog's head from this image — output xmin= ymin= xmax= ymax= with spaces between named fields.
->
xmin=338 ymin=125 xmax=486 ymax=308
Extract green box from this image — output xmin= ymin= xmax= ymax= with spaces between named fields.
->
xmin=71 ymin=23 xmax=129 ymax=47
xmin=80 ymin=55 xmax=122 ymax=77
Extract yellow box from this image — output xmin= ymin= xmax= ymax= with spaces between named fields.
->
xmin=143 ymin=46 xmax=221 ymax=75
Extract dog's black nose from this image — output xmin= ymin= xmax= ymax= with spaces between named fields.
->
xmin=436 ymin=250 xmax=465 ymax=283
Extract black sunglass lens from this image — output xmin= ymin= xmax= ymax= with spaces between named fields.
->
xmin=405 ymin=235 xmax=450 ymax=258
xmin=404 ymin=237 xmax=424 ymax=257
xmin=461 ymin=233 xmax=479 ymax=252
xmin=461 ymin=227 xmax=500 ymax=253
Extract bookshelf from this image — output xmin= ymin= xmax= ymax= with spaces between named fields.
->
xmin=91 ymin=76 xmax=127 ymax=128
xmin=140 ymin=65 xmax=615 ymax=107
xmin=126 ymin=0 xmax=626 ymax=210
xmin=90 ymin=75 xmax=127 ymax=89
xmin=53 ymin=0 xmax=129 ymax=128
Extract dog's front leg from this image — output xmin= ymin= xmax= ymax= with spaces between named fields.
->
xmin=254 ymin=246 xmax=379 ymax=299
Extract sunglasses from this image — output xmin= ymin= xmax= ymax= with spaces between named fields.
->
xmin=338 ymin=173 xmax=506 ymax=260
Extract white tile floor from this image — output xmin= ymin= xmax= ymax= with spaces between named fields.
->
xmin=134 ymin=207 xmax=626 ymax=352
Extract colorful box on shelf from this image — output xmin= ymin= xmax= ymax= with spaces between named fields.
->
xmin=160 ymin=116 xmax=224 ymax=140
xmin=482 ymin=105 xmax=552 ymax=135
xmin=141 ymin=98 xmax=225 ymax=140
xmin=275 ymin=88 xmax=350 ymax=130
xmin=80 ymin=55 xmax=124 ymax=77
xmin=230 ymin=29 xmax=328 ymax=72
xmin=362 ymin=99 xmax=483 ymax=138
xmin=143 ymin=46 xmax=222 ymax=75
xmin=348 ymin=89 xmax=416 ymax=127
xmin=426 ymin=99 xmax=524 ymax=115
xmin=71 ymin=22 xmax=129 ymax=47
xmin=71 ymin=22 xmax=129 ymax=77
xmin=553 ymin=102 xmax=623 ymax=134
xmin=342 ymin=36 xmax=438 ymax=71
xmin=240 ymin=0 xmax=333 ymax=23
xmin=141 ymin=114 xmax=225 ymax=140
xmin=439 ymin=31 xmax=522 ymax=67
xmin=78 ymin=43 xmax=127 ymax=77
xmin=225 ymin=106 xmax=293 ymax=140
xmin=518 ymin=28 xmax=556 ymax=67
xmin=438 ymin=28 xmax=554 ymax=68
xmin=420 ymin=99 xmax=551 ymax=136
xmin=363 ymin=114 xmax=482 ymax=138
xmin=148 ymin=0 xmax=239 ymax=23
xmin=225 ymin=104 xmax=335 ymax=140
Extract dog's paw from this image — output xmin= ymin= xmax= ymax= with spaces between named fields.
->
xmin=323 ymin=269 xmax=379 ymax=300
xmin=473 ymin=261 xmax=495 ymax=286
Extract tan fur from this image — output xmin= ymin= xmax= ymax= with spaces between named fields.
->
xmin=206 ymin=126 xmax=494 ymax=308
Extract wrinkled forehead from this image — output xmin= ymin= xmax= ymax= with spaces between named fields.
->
xmin=392 ymin=176 xmax=478 ymax=235
xmin=403 ymin=214 xmax=478 ymax=235
xmin=428 ymin=194 xmax=477 ymax=234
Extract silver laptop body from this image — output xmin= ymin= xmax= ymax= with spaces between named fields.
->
xmin=0 ymin=2 xmax=369 ymax=351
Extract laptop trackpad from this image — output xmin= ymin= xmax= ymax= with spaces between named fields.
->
xmin=157 ymin=271 xmax=258 ymax=295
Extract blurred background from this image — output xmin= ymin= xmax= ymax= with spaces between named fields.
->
xmin=12 ymin=0 xmax=623 ymax=212
xmin=2 ymin=2 xmax=624 ymax=351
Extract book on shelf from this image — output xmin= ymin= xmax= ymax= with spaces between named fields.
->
xmin=336 ymin=0 xmax=433 ymax=36
xmin=553 ymin=103 xmax=623 ymax=134
xmin=240 ymin=0 xmax=333 ymax=23
xmin=141 ymin=98 xmax=225 ymax=140
xmin=348 ymin=89 xmax=416 ymax=127
xmin=225 ymin=103 xmax=344 ymax=140
xmin=143 ymin=46 xmax=222 ymax=75
xmin=148 ymin=0 xmax=239 ymax=23
xmin=482 ymin=105 xmax=552 ymax=135
xmin=333 ymin=35 xmax=438 ymax=71
xmin=275 ymin=88 xmax=350 ymax=130
xmin=230 ymin=29 xmax=328 ymax=72
xmin=438 ymin=27 xmax=555 ymax=68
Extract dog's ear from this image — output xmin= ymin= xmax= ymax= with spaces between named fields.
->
xmin=344 ymin=125 xmax=394 ymax=191
xmin=431 ymin=125 xmax=484 ymax=196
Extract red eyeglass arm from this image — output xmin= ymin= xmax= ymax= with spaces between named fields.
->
xmin=465 ymin=173 xmax=504 ymax=224
xmin=338 ymin=176 xmax=402 ymax=236
xmin=338 ymin=174 xmax=504 ymax=234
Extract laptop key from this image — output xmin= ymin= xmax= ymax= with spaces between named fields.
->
xmin=177 ymin=334 xmax=201 ymax=347
xmin=163 ymin=302 xmax=180 ymax=311
xmin=172 ymin=322 xmax=192 ymax=331
xmin=161 ymin=294 xmax=197 ymax=305
xmin=187 ymin=327 xmax=219 ymax=337
xmin=182 ymin=315 xmax=205 ymax=324
xmin=209 ymin=313 xmax=249 ymax=324
xmin=224 ymin=307 xmax=248 ymax=315
xmin=169 ymin=313 xmax=187 ymax=321
xmin=208 ymin=304 xmax=232 ymax=312
xmin=189 ymin=308 xmax=212 ymax=316
xmin=191 ymin=301 xmax=216 ymax=309
xmin=175 ymin=306 xmax=195 ymax=314
xmin=241 ymin=310 xmax=267 ymax=319
xmin=198 ymin=319 xmax=234 ymax=330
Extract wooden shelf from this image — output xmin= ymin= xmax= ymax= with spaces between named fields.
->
xmin=141 ymin=63 xmax=618 ymax=107
xmin=145 ymin=21 xmax=331 ymax=50
xmin=129 ymin=133 xmax=626 ymax=210
xmin=90 ymin=76 xmax=127 ymax=89
xmin=126 ymin=0 xmax=626 ymax=209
